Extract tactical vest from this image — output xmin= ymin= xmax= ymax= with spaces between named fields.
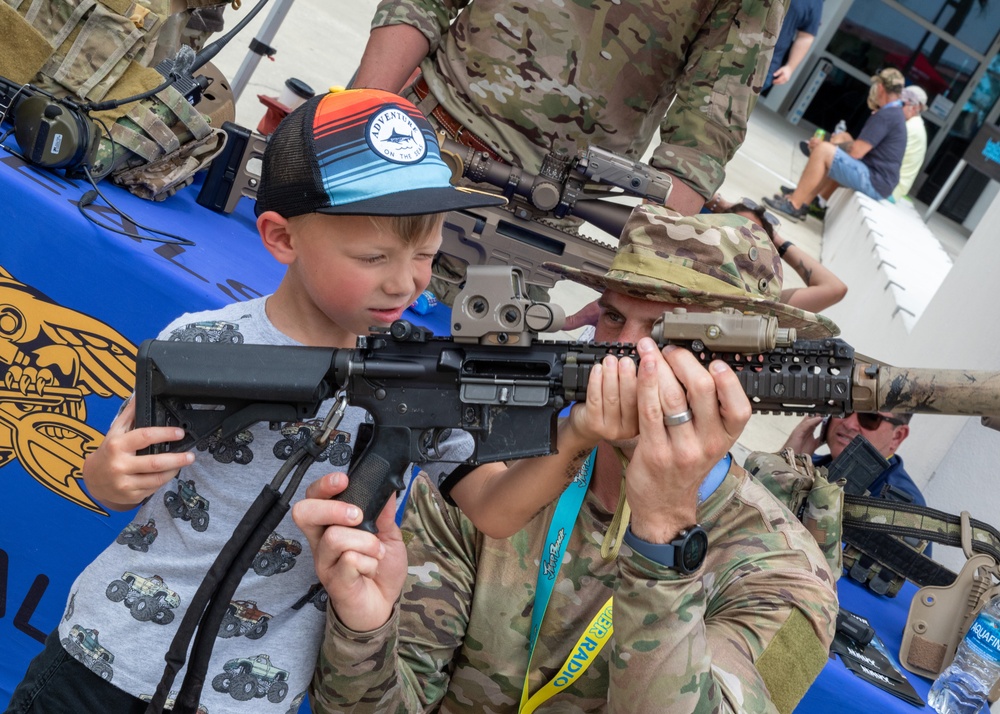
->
xmin=1 ymin=0 xmax=231 ymax=199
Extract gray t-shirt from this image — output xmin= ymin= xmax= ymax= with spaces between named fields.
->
xmin=56 ymin=297 xmax=472 ymax=712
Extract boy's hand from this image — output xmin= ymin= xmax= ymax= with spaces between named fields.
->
xmin=565 ymin=353 xmax=639 ymax=446
xmin=625 ymin=339 xmax=751 ymax=544
xmin=292 ymin=472 xmax=406 ymax=633
xmin=82 ymin=399 xmax=194 ymax=511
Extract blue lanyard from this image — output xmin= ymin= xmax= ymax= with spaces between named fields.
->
xmin=699 ymin=453 xmax=730 ymax=503
xmin=530 ymin=451 xmax=594 ymax=643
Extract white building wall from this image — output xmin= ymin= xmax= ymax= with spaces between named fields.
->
xmin=825 ymin=194 xmax=1000 ymax=575
xmin=892 ymin=196 xmax=1000 ymax=575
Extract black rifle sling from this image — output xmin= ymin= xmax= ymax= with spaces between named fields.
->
xmin=174 ymin=494 xmax=293 ymax=712
xmin=841 ymin=494 xmax=1000 ymax=588
xmin=147 ymin=434 xmax=330 ymax=714
xmin=146 ymin=483 xmax=282 ymax=714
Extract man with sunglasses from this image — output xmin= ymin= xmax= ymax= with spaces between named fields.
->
xmin=705 ymin=195 xmax=848 ymax=313
xmin=782 ymin=411 xmax=925 ymax=506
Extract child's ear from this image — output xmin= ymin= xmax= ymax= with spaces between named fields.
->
xmin=257 ymin=211 xmax=296 ymax=265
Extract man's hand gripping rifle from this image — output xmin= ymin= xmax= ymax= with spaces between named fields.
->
xmin=136 ymin=267 xmax=1000 ymax=534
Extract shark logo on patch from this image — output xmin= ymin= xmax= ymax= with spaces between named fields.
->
xmin=366 ymin=106 xmax=427 ymax=164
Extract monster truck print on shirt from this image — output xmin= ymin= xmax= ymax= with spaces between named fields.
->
xmin=105 ymin=572 xmax=180 ymax=625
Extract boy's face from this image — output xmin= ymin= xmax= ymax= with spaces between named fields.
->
xmin=284 ymin=213 xmax=442 ymax=342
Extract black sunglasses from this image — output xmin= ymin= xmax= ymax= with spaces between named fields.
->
xmin=856 ymin=413 xmax=907 ymax=430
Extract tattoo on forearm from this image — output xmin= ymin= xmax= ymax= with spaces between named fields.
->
xmin=802 ymin=264 xmax=814 ymax=286
xmin=565 ymin=449 xmax=591 ymax=483
xmin=528 ymin=448 xmax=593 ymax=522
xmin=794 ymin=258 xmax=814 ymax=286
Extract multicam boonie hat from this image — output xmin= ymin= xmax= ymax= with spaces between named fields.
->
xmin=543 ymin=205 xmax=839 ymax=339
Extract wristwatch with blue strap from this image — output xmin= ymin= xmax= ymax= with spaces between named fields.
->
xmin=623 ymin=524 xmax=709 ymax=574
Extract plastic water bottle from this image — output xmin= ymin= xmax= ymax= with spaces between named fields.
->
xmin=834 ymin=119 xmax=847 ymax=135
xmin=409 ymin=290 xmax=438 ymax=315
xmin=928 ymin=594 xmax=1000 ymax=713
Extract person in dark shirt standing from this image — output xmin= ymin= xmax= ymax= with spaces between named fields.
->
xmin=765 ymin=68 xmax=908 ymax=220
xmin=763 ymin=0 xmax=823 ymax=94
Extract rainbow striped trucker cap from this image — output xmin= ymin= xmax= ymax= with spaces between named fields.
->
xmin=254 ymin=89 xmax=505 ymax=217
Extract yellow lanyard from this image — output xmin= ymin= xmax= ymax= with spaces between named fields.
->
xmin=518 ymin=597 xmax=614 ymax=713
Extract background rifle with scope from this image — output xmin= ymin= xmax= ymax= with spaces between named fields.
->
xmin=434 ymin=136 xmax=665 ymax=289
xmin=136 ymin=266 xmax=1000 ymax=534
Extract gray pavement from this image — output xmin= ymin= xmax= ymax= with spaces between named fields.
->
xmin=210 ymin=0 xmax=380 ymax=126
xmin=208 ymin=2 xmax=969 ymax=458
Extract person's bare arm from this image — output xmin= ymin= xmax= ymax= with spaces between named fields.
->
xmin=704 ymin=198 xmax=846 ymax=312
xmin=828 ymin=131 xmax=874 ymax=160
xmin=352 ymin=25 xmax=430 ymax=92
xmin=771 ymin=32 xmax=815 ymax=86
xmin=663 ymin=177 xmax=707 ymax=215
xmin=775 ymin=238 xmax=848 ymax=312
xmin=845 ymin=138 xmax=873 ymax=159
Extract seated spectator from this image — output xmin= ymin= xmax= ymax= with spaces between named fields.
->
xmin=705 ymin=195 xmax=847 ymax=312
xmin=765 ymin=69 xmax=908 ymax=220
xmin=781 ymin=412 xmax=924 ymax=506
xmin=892 ymin=85 xmax=929 ymax=202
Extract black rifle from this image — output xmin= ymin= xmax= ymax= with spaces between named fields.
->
xmin=137 ymin=266 xmax=1000 ymax=533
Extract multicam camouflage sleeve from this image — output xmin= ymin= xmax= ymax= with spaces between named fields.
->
xmin=312 ymin=467 xmax=837 ymax=713
xmin=370 ymin=0 xmax=784 ymax=198
xmin=651 ymin=0 xmax=784 ymax=198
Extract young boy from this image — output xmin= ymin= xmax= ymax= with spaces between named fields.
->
xmin=7 ymin=88 xmax=639 ymax=713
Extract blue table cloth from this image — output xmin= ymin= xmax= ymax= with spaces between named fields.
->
xmin=0 ymin=140 xmax=286 ymax=706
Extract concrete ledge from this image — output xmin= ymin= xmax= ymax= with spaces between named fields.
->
xmin=820 ymin=189 xmax=953 ymax=358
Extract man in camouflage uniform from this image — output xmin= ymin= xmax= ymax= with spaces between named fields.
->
xmin=294 ymin=206 xmax=840 ymax=713
xmin=352 ymin=0 xmax=786 ymax=301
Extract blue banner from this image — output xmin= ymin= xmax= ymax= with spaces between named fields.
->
xmin=0 ymin=142 xmax=285 ymax=707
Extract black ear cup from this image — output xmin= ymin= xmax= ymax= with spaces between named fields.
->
xmin=13 ymin=95 xmax=100 ymax=174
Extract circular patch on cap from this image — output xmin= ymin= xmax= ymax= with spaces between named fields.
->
xmin=366 ymin=106 xmax=428 ymax=164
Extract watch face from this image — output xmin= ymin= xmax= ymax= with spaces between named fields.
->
xmin=680 ymin=527 xmax=709 ymax=573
